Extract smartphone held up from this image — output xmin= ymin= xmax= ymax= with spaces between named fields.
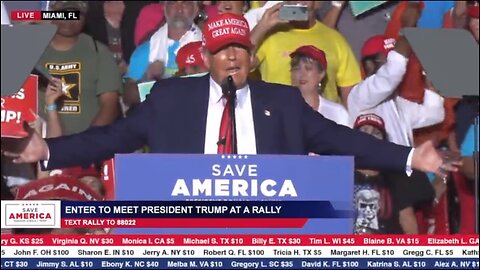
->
xmin=279 ymin=5 xmax=309 ymax=21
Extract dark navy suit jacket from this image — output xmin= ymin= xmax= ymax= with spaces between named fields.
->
xmin=46 ymin=74 xmax=411 ymax=170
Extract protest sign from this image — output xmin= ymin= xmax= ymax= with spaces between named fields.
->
xmin=138 ymin=81 xmax=155 ymax=103
xmin=1 ymin=74 xmax=38 ymax=138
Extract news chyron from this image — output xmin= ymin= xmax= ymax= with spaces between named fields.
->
xmin=10 ymin=10 xmax=80 ymax=21
xmin=41 ymin=10 xmax=80 ymax=20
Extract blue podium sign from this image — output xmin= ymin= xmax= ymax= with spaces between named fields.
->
xmin=114 ymin=154 xmax=353 ymax=234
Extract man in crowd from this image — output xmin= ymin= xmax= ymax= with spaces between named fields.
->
xmin=346 ymin=33 xmax=446 ymax=234
xmin=348 ymin=35 xmax=445 ymax=146
xmin=38 ymin=1 xmax=123 ymax=135
xmin=4 ymin=13 xmax=457 ymax=180
xmin=352 ymin=114 xmax=400 ymax=234
xmin=175 ymin=41 xmax=208 ymax=76
xmin=123 ymin=1 xmax=202 ymax=107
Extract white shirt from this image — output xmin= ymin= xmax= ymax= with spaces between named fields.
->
xmin=318 ymin=96 xmax=350 ymax=126
xmin=204 ymin=77 xmax=257 ymax=154
xmin=348 ymin=50 xmax=445 ymax=147
xmin=315 ymin=94 xmax=413 ymax=175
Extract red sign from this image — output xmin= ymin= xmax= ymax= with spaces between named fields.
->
xmin=101 ymin=158 xmax=116 ymax=200
xmin=1 ymin=75 xmax=38 ymax=138
xmin=10 ymin=10 xmax=42 ymax=21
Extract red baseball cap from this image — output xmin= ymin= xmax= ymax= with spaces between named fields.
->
xmin=361 ymin=35 xmax=396 ymax=58
xmin=290 ymin=45 xmax=328 ymax=70
xmin=50 ymin=165 xmax=101 ymax=179
xmin=15 ymin=175 xmax=101 ymax=201
xmin=176 ymin=41 xmax=206 ymax=70
xmin=353 ymin=113 xmax=387 ymax=137
xmin=202 ymin=13 xmax=252 ymax=53
xmin=468 ymin=4 xmax=479 ymax=18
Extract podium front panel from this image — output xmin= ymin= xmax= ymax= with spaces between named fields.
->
xmin=114 ymin=154 xmax=354 ymax=234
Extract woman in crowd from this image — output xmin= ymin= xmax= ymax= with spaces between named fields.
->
xmin=84 ymin=1 xmax=128 ymax=74
xmin=289 ymin=45 xmax=349 ymax=126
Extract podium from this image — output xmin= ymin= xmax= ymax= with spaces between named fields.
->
xmin=114 ymin=154 xmax=354 ymax=234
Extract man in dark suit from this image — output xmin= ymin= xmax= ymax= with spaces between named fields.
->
xmin=4 ymin=13 xmax=457 ymax=177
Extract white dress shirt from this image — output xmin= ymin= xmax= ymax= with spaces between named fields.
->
xmin=204 ymin=77 xmax=257 ymax=154
xmin=348 ymin=50 xmax=445 ymax=147
xmin=318 ymin=96 xmax=350 ymax=126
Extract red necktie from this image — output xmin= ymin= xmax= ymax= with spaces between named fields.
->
xmin=217 ymin=97 xmax=233 ymax=154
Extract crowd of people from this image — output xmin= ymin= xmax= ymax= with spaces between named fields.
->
xmin=1 ymin=1 xmax=479 ymax=235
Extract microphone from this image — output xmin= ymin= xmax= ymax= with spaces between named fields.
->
xmin=222 ymin=75 xmax=237 ymax=97
xmin=220 ymin=75 xmax=238 ymax=154
xmin=217 ymin=137 xmax=226 ymax=146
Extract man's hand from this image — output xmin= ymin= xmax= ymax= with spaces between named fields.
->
xmin=45 ymin=77 xmax=63 ymax=105
xmin=259 ymin=2 xmax=289 ymax=30
xmin=401 ymin=2 xmax=422 ymax=28
xmin=2 ymin=122 xmax=50 ymax=164
xmin=118 ymin=59 xmax=129 ymax=76
xmin=146 ymin=61 xmax=165 ymax=81
xmin=250 ymin=2 xmax=289 ymax=60
xmin=123 ymin=79 xmax=141 ymax=107
xmin=412 ymin=140 xmax=462 ymax=178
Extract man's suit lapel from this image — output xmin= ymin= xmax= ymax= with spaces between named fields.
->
xmin=249 ymin=80 xmax=277 ymax=154
xmin=185 ymin=74 xmax=209 ymax=153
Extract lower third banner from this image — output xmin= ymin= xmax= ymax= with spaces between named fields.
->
xmin=114 ymin=154 xmax=354 ymax=234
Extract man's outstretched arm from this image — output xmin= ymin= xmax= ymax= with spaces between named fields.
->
xmin=3 ymin=86 xmax=160 ymax=169
xmin=299 ymin=89 xmax=459 ymax=177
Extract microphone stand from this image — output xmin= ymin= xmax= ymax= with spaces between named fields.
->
xmin=224 ymin=76 xmax=238 ymax=154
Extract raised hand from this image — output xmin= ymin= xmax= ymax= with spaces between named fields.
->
xmin=146 ymin=61 xmax=165 ymax=81
xmin=401 ymin=2 xmax=422 ymax=28
xmin=394 ymin=36 xmax=412 ymax=58
xmin=45 ymin=77 xmax=63 ymax=105
xmin=259 ymin=2 xmax=289 ymax=30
